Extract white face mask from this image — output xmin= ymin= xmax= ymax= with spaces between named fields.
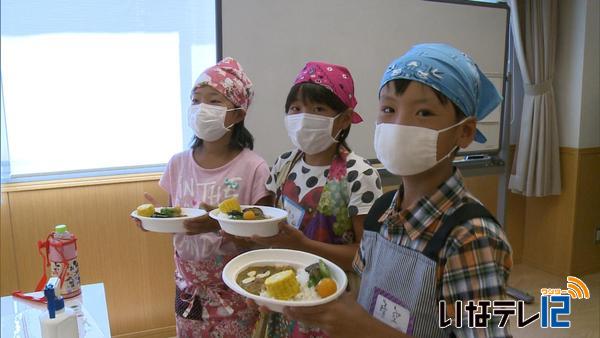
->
xmin=374 ymin=120 xmax=466 ymax=176
xmin=188 ymin=103 xmax=239 ymax=142
xmin=285 ymin=113 xmax=341 ymax=155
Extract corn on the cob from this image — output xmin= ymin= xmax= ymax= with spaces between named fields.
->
xmin=218 ymin=197 xmax=242 ymax=214
xmin=136 ymin=204 xmax=155 ymax=217
xmin=264 ymin=270 xmax=300 ymax=300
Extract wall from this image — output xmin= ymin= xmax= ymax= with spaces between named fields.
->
xmin=571 ymin=148 xmax=600 ymax=275
xmin=515 ymin=0 xmax=600 ymax=276
xmin=554 ymin=0 xmax=599 ymax=149
xmin=555 ymin=0 xmax=587 ymax=148
xmin=579 ymin=0 xmax=600 ymax=148
xmin=0 ymin=177 xmax=177 ymax=337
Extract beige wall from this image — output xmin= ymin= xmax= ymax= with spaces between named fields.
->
xmin=570 ymin=148 xmax=600 ymax=275
xmin=1 ymin=177 xmax=176 ymax=337
xmin=580 ymin=0 xmax=600 ymax=148
xmin=555 ymin=0 xmax=600 ymax=148
xmin=527 ymin=0 xmax=600 ymax=275
xmin=514 ymin=147 xmax=600 ymax=276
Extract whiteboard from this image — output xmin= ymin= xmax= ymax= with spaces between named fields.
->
xmin=222 ymin=0 xmax=509 ymax=163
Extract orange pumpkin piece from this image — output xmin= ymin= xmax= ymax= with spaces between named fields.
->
xmin=315 ymin=278 xmax=337 ymax=298
xmin=243 ymin=210 xmax=256 ymax=220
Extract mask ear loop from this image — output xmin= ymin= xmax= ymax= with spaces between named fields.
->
xmin=331 ymin=112 xmax=349 ymax=142
xmin=224 ymin=107 xmax=244 ymax=130
xmin=435 ymin=117 xmax=470 ymax=163
xmin=436 ymin=145 xmax=460 ymax=164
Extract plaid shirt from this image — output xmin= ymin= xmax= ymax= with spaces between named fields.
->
xmin=354 ymin=169 xmax=513 ymax=338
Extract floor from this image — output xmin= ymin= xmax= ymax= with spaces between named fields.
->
xmin=508 ymin=264 xmax=600 ymax=338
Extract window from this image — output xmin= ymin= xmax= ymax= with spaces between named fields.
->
xmin=0 ymin=0 xmax=217 ymax=182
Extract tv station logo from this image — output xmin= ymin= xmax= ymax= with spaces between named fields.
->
xmin=439 ymin=276 xmax=591 ymax=329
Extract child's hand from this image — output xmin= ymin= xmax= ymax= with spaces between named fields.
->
xmin=245 ymin=298 xmax=271 ymax=314
xmin=183 ymin=201 xmax=220 ymax=235
xmin=131 ymin=192 xmax=159 ymax=232
xmin=198 ymin=202 xmax=216 ymax=212
xmin=249 ymin=221 xmax=305 ymax=249
xmin=283 ymin=292 xmax=368 ymax=337
xmin=183 ymin=213 xmax=219 ymax=235
xmin=220 ymin=230 xmax=261 ymax=249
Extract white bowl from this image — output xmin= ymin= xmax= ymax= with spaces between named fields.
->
xmin=209 ymin=205 xmax=288 ymax=237
xmin=222 ymin=249 xmax=348 ymax=312
xmin=131 ymin=207 xmax=207 ymax=233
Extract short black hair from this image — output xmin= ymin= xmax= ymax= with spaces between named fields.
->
xmin=190 ymin=119 xmax=254 ymax=150
xmin=285 ymin=82 xmax=352 ymax=152
xmin=387 ymin=79 xmax=464 ymax=121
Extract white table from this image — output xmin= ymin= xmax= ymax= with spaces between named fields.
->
xmin=1 ymin=283 xmax=111 ymax=338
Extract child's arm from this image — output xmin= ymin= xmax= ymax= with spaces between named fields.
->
xmin=183 ymin=201 xmax=220 ymax=234
xmin=284 ymin=292 xmax=411 ymax=338
xmin=441 ymin=218 xmax=512 ymax=337
xmin=250 ymin=214 xmax=365 ymax=271
xmin=255 ymin=193 xmax=274 ymax=207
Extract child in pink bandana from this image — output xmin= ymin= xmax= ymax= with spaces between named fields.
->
xmin=137 ymin=57 xmax=271 ymax=338
xmin=249 ymin=61 xmax=383 ymax=338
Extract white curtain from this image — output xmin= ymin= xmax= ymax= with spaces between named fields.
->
xmin=508 ymin=0 xmax=561 ymax=196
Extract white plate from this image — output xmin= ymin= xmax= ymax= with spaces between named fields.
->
xmin=209 ymin=205 xmax=287 ymax=237
xmin=131 ymin=207 xmax=206 ymax=233
xmin=222 ymin=249 xmax=348 ymax=312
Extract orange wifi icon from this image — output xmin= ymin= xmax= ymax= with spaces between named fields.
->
xmin=565 ymin=276 xmax=590 ymax=300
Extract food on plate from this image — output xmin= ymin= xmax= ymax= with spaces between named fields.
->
xmin=265 ymin=270 xmax=301 ymax=300
xmin=305 ymin=259 xmax=332 ymax=287
xmin=235 ymin=260 xmax=337 ymax=301
xmin=219 ymin=197 xmax=242 ymax=214
xmin=243 ymin=210 xmax=256 ymax=220
xmin=315 ymin=277 xmax=337 ymax=298
xmin=236 ymin=265 xmax=294 ymax=295
xmin=218 ymin=198 xmax=270 ymax=220
xmin=135 ymin=204 xmax=186 ymax=218
xmin=136 ymin=204 xmax=155 ymax=217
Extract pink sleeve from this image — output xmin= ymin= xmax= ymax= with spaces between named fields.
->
xmin=251 ymin=160 xmax=272 ymax=204
xmin=158 ymin=156 xmax=176 ymax=195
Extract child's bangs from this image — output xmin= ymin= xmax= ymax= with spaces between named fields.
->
xmin=285 ymin=83 xmax=348 ymax=113
xmin=389 ymin=79 xmax=464 ymax=118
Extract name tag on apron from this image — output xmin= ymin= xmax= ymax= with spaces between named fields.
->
xmin=282 ymin=196 xmax=305 ymax=229
xmin=371 ymin=287 xmax=413 ymax=334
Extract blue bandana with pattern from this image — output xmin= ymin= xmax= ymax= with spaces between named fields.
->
xmin=379 ymin=43 xmax=502 ymax=143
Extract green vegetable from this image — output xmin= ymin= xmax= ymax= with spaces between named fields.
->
xmin=152 ymin=207 xmax=183 ymax=218
xmin=228 ymin=210 xmax=244 ymax=220
xmin=319 ymin=260 xmax=331 ymax=278
xmin=305 ymin=260 xmax=332 ymax=288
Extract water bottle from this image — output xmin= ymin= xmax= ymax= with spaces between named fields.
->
xmin=39 ymin=277 xmax=80 ymax=338
xmin=46 ymin=224 xmax=81 ymax=298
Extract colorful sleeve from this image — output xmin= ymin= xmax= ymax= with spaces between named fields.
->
xmin=347 ymin=160 xmax=383 ymax=216
xmin=441 ymin=218 xmax=513 ymax=338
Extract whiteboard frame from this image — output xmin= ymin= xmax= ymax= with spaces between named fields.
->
xmin=216 ymin=0 xmax=510 ymax=160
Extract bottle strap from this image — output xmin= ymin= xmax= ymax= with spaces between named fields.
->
xmin=35 ymin=236 xmax=51 ymax=291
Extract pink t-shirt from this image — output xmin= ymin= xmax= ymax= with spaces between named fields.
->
xmin=159 ymin=148 xmax=271 ymax=260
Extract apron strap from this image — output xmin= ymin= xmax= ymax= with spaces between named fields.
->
xmin=275 ymin=150 xmax=303 ymax=207
xmin=422 ymin=203 xmax=498 ymax=261
xmin=364 ymin=190 xmax=397 ymax=232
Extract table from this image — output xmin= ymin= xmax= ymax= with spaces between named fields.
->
xmin=1 ymin=283 xmax=111 ymax=338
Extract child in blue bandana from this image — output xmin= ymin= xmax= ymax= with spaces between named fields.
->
xmin=285 ymin=44 xmax=513 ymax=338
